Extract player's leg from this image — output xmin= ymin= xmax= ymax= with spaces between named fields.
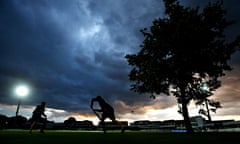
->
xmin=29 ymin=120 xmax=36 ymax=134
xmin=110 ymin=113 xmax=125 ymax=133
xmin=101 ymin=114 xmax=107 ymax=134
xmin=39 ymin=117 xmax=47 ymax=133
xmin=29 ymin=115 xmax=38 ymax=134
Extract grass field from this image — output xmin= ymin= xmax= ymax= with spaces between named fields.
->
xmin=0 ymin=130 xmax=239 ymax=144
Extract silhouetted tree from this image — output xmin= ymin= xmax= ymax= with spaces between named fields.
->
xmin=125 ymin=0 xmax=240 ymax=133
xmin=0 ymin=114 xmax=8 ymax=129
xmin=8 ymin=115 xmax=27 ymax=128
xmin=64 ymin=117 xmax=76 ymax=128
xmin=198 ymin=99 xmax=221 ymax=121
xmin=194 ymin=80 xmax=222 ymax=121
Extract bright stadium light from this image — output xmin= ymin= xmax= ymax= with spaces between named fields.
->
xmin=15 ymin=84 xmax=29 ymax=116
xmin=15 ymin=85 xmax=29 ymax=97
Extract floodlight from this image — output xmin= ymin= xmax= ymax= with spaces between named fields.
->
xmin=15 ymin=85 xmax=29 ymax=97
xmin=15 ymin=84 xmax=29 ymax=116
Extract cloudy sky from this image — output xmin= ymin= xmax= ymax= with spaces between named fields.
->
xmin=0 ymin=0 xmax=240 ymax=124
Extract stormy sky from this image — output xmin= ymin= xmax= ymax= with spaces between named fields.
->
xmin=0 ymin=0 xmax=240 ymax=123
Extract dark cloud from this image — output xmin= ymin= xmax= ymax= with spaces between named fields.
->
xmin=0 ymin=0 xmax=240 ymax=121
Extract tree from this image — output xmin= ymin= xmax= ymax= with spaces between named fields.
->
xmin=8 ymin=115 xmax=27 ymax=128
xmin=195 ymin=81 xmax=222 ymax=121
xmin=125 ymin=0 xmax=240 ymax=133
xmin=198 ymin=99 xmax=221 ymax=121
xmin=64 ymin=117 xmax=77 ymax=128
xmin=0 ymin=114 xmax=8 ymax=129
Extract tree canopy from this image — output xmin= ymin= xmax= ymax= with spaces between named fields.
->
xmin=125 ymin=0 xmax=240 ymax=133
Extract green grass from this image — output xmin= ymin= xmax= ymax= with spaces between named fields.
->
xmin=0 ymin=130 xmax=239 ymax=144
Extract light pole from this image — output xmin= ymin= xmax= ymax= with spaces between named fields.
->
xmin=15 ymin=85 xmax=29 ymax=117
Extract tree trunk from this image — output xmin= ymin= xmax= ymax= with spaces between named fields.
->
xmin=181 ymin=98 xmax=194 ymax=133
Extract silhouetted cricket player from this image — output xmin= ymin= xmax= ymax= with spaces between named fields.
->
xmin=29 ymin=101 xmax=47 ymax=134
xmin=90 ymin=96 xmax=124 ymax=133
